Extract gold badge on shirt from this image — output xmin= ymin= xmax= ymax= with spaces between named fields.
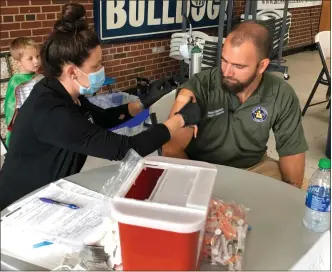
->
xmin=252 ymin=106 xmax=268 ymax=123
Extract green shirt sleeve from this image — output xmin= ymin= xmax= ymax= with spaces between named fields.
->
xmin=176 ymin=68 xmax=218 ymax=113
xmin=273 ymin=83 xmax=308 ymax=157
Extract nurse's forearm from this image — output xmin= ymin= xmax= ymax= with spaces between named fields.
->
xmin=95 ymin=101 xmax=143 ymax=128
xmin=163 ymin=114 xmax=185 ymax=137
xmin=98 ymin=117 xmax=183 ymax=161
xmin=161 ymin=89 xmax=196 ymax=159
xmin=97 ymin=124 xmax=171 ymax=160
xmin=279 ymin=153 xmax=305 ymax=188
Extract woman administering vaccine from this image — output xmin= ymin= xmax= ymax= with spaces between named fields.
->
xmin=0 ymin=3 xmax=201 ymax=210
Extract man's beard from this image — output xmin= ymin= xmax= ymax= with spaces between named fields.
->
xmin=221 ymin=70 xmax=258 ymax=94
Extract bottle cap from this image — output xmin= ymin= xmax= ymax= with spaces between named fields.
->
xmin=215 ymin=228 xmax=222 ymax=235
xmin=318 ymin=158 xmax=331 ymax=169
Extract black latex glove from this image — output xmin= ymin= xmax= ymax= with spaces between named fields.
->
xmin=175 ymin=98 xmax=202 ymax=127
xmin=139 ymin=77 xmax=173 ymax=109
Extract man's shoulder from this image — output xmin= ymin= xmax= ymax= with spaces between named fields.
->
xmin=195 ymin=67 xmax=219 ymax=81
xmin=263 ymin=71 xmax=297 ymax=99
xmin=263 ymin=72 xmax=301 ymax=119
xmin=184 ymin=67 xmax=220 ymax=91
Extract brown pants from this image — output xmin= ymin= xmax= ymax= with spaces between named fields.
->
xmin=246 ymin=156 xmax=308 ymax=190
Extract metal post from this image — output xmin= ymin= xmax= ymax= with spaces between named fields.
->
xmin=251 ymin=0 xmax=257 ymax=20
xmin=180 ymin=0 xmax=187 ymax=82
xmin=277 ymin=0 xmax=289 ymax=67
xmin=244 ymin=0 xmax=251 ymax=20
xmin=217 ymin=0 xmax=226 ymax=69
xmin=226 ymin=0 xmax=233 ymax=34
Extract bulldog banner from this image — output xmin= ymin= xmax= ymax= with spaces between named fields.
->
xmin=94 ymin=0 xmax=229 ymax=43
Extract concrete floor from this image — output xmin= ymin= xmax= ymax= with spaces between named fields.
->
xmin=82 ymin=51 xmax=330 ymax=181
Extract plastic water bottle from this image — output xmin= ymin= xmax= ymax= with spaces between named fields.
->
xmin=303 ymin=158 xmax=331 ymax=232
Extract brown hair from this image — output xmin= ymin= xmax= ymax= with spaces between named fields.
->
xmin=229 ymin=21 xmax=273 ymax=60
xmin=10 ymin=37 xmax=39 ymax=61
xmin=41 ymin=3 xmax=100 ymax=77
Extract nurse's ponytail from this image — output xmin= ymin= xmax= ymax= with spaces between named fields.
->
xmin=41 ymin=3 xmax=100 ymax=77
xmin=53 ymin=3 xmax=88 ymax=34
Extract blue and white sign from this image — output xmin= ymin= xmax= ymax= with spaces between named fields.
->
xmin=94 ymin=0 xmax=229 ymax=43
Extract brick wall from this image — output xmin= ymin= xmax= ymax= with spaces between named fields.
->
xmin=0 ymin=0 xmax=322 ymax=91
xmin=286 ymin=5 xmax=322 ymax=49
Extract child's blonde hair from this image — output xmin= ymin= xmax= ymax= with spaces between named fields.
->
xmin=10 ymin=37 xmax=39 ymax=61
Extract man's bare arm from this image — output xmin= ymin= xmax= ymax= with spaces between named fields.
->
xmin=279 ymin=153 xmax=305 ymax=188
xmin=162 ymin=89 xmax=196 ymax=159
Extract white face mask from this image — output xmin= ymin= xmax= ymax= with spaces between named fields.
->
xmin=75 ymin=66 xmax=105 ymax=95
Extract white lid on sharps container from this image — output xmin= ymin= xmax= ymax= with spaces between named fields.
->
xmin=111 ymin=156 xmax=217 ymax=234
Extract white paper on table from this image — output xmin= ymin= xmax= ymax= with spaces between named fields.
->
xmin=6 ymin=179 xmax=109 ymax=212
xmin=53 ymin=179 xmax=112 ymax=216
xmin=1 ymin=230 xmax=75 ymax=270
xmin=1 ymin=180 xmax=113 ymax=270
xmin=291 ymin=230 xmax=331 ymax=271
xmin=1 ymin=181 xmax=111 ymax=247
xmin=6 ymin=191 xmax=40 ymax=212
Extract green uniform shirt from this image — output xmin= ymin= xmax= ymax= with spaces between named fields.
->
xmin=178 ymin=67 xmax=308 ymax=168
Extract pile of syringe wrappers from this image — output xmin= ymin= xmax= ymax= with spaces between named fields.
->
xmin=201 ymin=198 xmax=250 ymax=271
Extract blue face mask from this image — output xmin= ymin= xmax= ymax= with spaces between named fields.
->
xmin=76 ymin=66 xmax=105 ymax=95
